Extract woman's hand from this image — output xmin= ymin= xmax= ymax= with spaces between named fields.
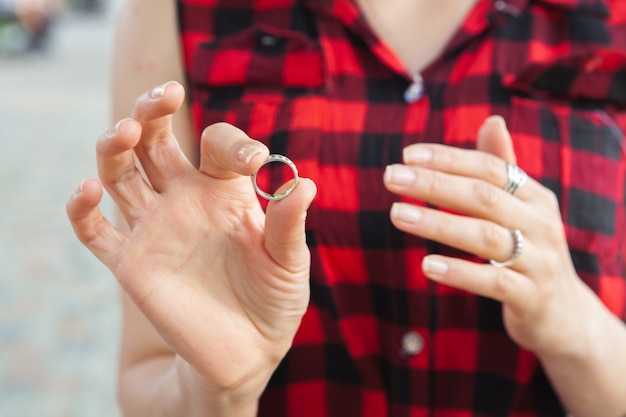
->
xmin=66 ymin=81 xmax=317 ymax=411
xmin=383 ymin=116 xmax=595 ymax=358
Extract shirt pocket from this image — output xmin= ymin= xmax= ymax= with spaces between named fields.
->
xmin=507 ymin=95 xmax=625 ymax=270
xmin=186 ymin=23 xmax=326 ymax=215
xmin=188 ymin=23 xmax=325 ymax=106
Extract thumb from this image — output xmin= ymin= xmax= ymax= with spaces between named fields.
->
xmin=199 ymin=122 xmax=270 ymax=180
xmin=477 ymin=115 xmax=517 ymax=164
xmin=264 ymin=178 xmax=317 ymax=273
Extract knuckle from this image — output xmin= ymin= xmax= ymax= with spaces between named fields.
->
xmin=202 ymin=122 xmax=243 ymax=140
xmin=531 ymin=203 xmax=564 ymax=237
xmin=432 ymin=145 xmax=452 ymax=165
xmin=533 ymin=187 xmax=563 ymax=220
xmin=492 ymin=267 xmax=512 ymax=297
xmin=132 ymin=94 xmax=145 ymax=115
xmin=484 ymin=154 xmax=505 ymax=182
xmin=432 ymin=214 xmax=454 ymax=237
xmin=423 ymin=169 xmax=443 ymax=195
xmin=473 ymin=180 xmax=500 ymax=209
xmin=544 ymin=222 xmax=566 ymax=249
xmin=95 ymin=129 xmax=115 ymax=156
xmin=544 ymin=189 xmax=561 ymax=213
xmin=481 ymin=222 xmax=508 ymax=252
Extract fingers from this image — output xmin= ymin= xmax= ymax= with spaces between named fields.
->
xmin=384 ymin=162 xmax=532 ymax=229
xmin=421 ymin=255 xmax=537 ymax=315
xmin=66 ymin=178 xmax=125 ymax=267
xmin=476 ymin=115 xmax=517 ymax=164
xmin=390 ymin=202 xmax=534 ymax=270
xmin=96 ymin=118 xmax=156 ymax=226
xmin=199 ymin=122 xmax=270 ymax=180
xmin=402 ymin=145 xmax=540 ymax=202
xmin=131 ymin=81 xmax=193 ymax=191
xmin=264 ymin=178 xmax=317 ymax=273
xmin=400 ymin=118 xmax=542 ymax=203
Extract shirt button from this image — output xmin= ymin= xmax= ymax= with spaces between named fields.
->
xmin=404 ymin=72 xmax=424 ymax=103
xmin=259 ymin=34 xmax=280 ymax=47
xmin=401 ymin=331 xmax=424 ymax=356
xmin=494 ymin=0 xmax=521 ymax=16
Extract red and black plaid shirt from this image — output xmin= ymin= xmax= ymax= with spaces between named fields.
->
xmin=177 ymin=0 xmax=626 ymax=415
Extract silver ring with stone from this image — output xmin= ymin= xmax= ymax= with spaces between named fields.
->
xmin=490 ymin=229 xmax=524 ymax=268
xmin=252 ymin=154 xmax=299 ymax=201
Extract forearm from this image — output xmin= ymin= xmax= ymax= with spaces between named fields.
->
xmin=119 ymin=354 xmax=259 ymax=417
xmin=112 ymin=0 xmax=198 ymax=164
xmin=538 ymin=285 xmax=626 ymax=417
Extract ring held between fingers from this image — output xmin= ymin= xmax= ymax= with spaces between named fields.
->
xmin=252 ymin=155 xmax=300 ymax=201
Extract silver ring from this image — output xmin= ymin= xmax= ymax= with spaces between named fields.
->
xmin=503 ymin=163 xmax=528 ymax=195
xmin=490 ymin=229 xmax=524 ymax=268
xmin=251 ymin=154 xmax=299 ymax=201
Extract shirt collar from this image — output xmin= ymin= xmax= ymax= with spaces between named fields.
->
xmin=307 ymin=0 xmax=611 ymax=76
xmin=490 ymin=0 xmax=610 ymax=17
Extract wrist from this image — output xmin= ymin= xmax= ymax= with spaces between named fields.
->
xmin=174 ymin=355 xmax=265 ymax=417
xmin=534 ymin=281 xmax=613 ymax=363
xmin=533 ymin=283 xmax=626 ymax=417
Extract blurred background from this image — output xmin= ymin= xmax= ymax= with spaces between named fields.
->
xmin=0 ymin=0 xmax=123 ymax=416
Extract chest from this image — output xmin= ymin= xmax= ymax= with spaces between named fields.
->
xmin=354 ymin=0 xmax=478 ymax=73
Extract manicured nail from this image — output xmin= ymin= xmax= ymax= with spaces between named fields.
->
xmin=115 ymin=118 xmax=132 ymax=133
xmin=403 ymin=146 xmax=433 ymax=164
xmin=151 ymin=81 xmax=175 ymax=98
xmin=391 ymin=202 xmax=422 ymax=223
xmin=76 ymin=179 xmax=88 ymax=195
xmin=423 ymin=257 xmax=448 ymax=276
xmin=481 ymin=115 xmax=507 ymax=135
xmin=238 ymin=144 xmax=266 ymax=164
xmin=385 ymin=165 xmax=416 ymax=186
xmin=489 ymin=114 xmax=507 ymax=129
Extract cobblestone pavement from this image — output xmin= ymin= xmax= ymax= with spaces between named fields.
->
xmin=0 ymin=5 xmax=123 ymax=417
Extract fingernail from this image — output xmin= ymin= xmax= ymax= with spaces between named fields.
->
xmin=151 ymin=81 xmax=175 ymax=99
xmin=483 ymin=115 xmax=507 ymax=134
xmin=490 ymin=114 xmax=507 ymax=129
xmin=391 ymin=203 xmax=422 ymax=223
xmin=385 ymin=165 xmax=416 ymax=186
xmin=115 ymin=118 xmax=132 ymax=133
xmin=403 ymin=146 xmax=433 ymax=164
xmin=423 ymin=257 xmax=448 ymax=276
xmin=238 ymin=144 xmax=266 ymax=164
xmin=76 ymin=179 xmax=87 ymax=195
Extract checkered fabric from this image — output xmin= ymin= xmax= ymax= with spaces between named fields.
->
xmin=177 ymin=0 xmax=626 ymax=415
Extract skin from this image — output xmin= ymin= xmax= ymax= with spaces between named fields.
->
xmin=67 ymin=84 xmax=626 ymax=417
xmin=386 ymin=119 xmax=626 ymax=416
xmin=66 ymin=0 xmax=626 ymax=416
xmin=68 ymin=82 xmax=317 ymax=417
xmin=355 ymin=0 xmax=478 ymax=72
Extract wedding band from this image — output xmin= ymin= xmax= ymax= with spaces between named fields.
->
xmin=252 ymin=154 xmax=299 ymax=201
xmin=490 ymin=229 xmax=524 ymax=268
xmin=503 ymin=163 xmax=528 ymax=195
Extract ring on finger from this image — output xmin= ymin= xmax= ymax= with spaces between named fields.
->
xmin=490 ymin=228 xmax=524 ymax=268
xmin=252 ymin=154 xmax=299 ymax=201
xmin=503 ymin=163 xmax=528 ymax=195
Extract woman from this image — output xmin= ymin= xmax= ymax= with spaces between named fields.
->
xmin=67 ymin=0 xmax=626 ymax=416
